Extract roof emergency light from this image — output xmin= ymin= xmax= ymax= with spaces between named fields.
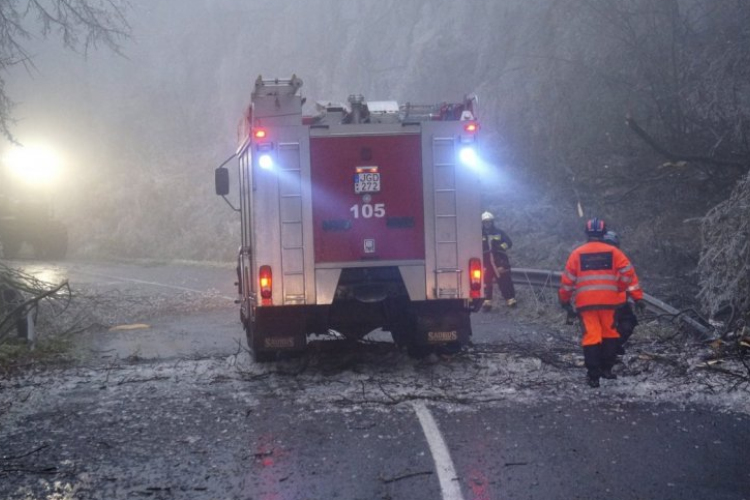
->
xmin=459 ymin=122 xmax=478 ymax=146
xmin=464 ymin=122 xmax=479 ymax=133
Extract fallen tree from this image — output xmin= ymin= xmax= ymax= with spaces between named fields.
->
xmin=698 ymin=170 xmax=750 ymax=331
xmin=0 ymin=263 xmax=71 ymax=345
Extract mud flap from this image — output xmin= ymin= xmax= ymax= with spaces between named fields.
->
xmin=248 ymin=306 xmax=308 ymax=361
xmin=412 ymin=300 xmax=472 ymax=347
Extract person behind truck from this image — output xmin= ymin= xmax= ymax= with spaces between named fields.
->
xmin=559 ymin=218 xmax=645 ymax=388
xmin=481 ymin=211 xmax=517 ymax=310
xmin=602 ymin=230 xmax=639 ymax=355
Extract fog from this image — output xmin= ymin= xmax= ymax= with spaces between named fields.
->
xmin=5 ymin=0 xmax=525 ymax=261
xmin=3 ymin=0 xmax=749 ymax=277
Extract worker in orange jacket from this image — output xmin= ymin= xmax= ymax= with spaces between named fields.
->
xmin=559 ymin=218 xmax=644 ymax=388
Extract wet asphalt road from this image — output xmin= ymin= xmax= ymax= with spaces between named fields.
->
xmin=1 ymin=260 xmax=749 ymax=500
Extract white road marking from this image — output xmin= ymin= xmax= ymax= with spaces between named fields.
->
xmin=413 ymin=401 xmax=465 ymax=500
xmin=72 ymin=270 xmax=235 ymax=301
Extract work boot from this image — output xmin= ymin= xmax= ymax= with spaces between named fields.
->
xmin=586 ymin=374 xmax=600 ymax=388
xmin=506 ymin=298 xmax=517 ymax=308
xmin=481 ymin=299 xmax=493 ymax=312
xmin=601 ymin=338 xmax=619 ymax=376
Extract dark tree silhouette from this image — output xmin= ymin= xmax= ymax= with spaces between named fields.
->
xmin=0 ymin=0 xmax=130 ymax=140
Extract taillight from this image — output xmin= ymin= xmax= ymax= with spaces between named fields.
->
xmin=469 ymin=258 xmax=482 ymax=298
xmin=259 ymin=265 xmax=272 ymax=299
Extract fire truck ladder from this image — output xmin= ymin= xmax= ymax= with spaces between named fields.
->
xmin=253 ymin=75 xmax=303 ymax=97
xmin=277 ymin=141 xmax=306 ymax=304
xmin=432 ymin=137 xmax=461 ymax=298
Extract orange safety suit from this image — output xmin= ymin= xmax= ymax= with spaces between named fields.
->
xmin=559 ymin=240 xmax=643 ymax=346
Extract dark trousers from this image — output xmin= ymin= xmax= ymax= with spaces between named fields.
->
xmin=614 ymin=303 xmax=638 ymax=353
xmin=483 ymin=252 xmax=515 ymax=300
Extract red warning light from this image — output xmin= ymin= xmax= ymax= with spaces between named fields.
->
xmin=259 ymin=265 xmax=272 ymax=299
xmin=469 ymin=258 xmax=482 ymax=298
xmin=464 ymin=122 xmax=479 ymax=133
xmin=254 ymin=129 xmax=267 ymax=139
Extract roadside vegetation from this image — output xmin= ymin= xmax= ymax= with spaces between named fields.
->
xmin=0 ymin=263 xmax=75 ymax=371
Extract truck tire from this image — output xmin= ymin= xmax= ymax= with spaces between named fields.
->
xmin=253 ymin=349 xmax=278 ymax=363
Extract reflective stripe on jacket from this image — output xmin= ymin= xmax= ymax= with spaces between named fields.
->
xmin=482 ymin=226 xmax=512 ymax=255
xmin=558 ymin=240 xmax=643 ymax=310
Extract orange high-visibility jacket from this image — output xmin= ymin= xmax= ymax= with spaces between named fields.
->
xmin=558 ymin=240 xmax=643 ymax=311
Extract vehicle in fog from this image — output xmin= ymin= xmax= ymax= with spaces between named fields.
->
xmin=0 ymin=146 xmax=67 ymax=259
xmin=216 ymin=75 xmax=484 ymax=361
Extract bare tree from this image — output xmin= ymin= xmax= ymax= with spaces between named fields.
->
xmin=0 ymin=0 xmax=130 ymax=141
xmin=561 ymin=0 xmax=750 ymax=171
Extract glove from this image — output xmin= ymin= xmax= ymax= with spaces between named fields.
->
xmin=561 ymin=302 xmax=577 ymax=324
xmin=635 ymin=300 xmax=646 ymax=313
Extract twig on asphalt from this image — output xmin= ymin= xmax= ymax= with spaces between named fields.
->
xmin=381 ymin=470 xmax=433 ymax=484
xmin=116 ymin=375 xmax=170 ymax=385
xmin=0 ymin=465 xmax=58 ymax=475
xmin=1 ymin=443 xmax=50 ymax=461
xmin=377 ymin=381 xmax=399 ymax=403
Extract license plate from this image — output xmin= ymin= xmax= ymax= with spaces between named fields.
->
xmin=264 ymin=337 xmax=295 ymax=349
xmin=354 ymin=172 xmax=380 ymax=193
xmin=427 ymin=330 xmax=458 ymax=342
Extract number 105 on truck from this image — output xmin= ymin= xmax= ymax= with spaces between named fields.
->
xmin=215 ymin=75 xmax=485 ymax=362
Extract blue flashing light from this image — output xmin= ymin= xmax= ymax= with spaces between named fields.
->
xmin=258 ymin=154 xmax=274 ymax=170
xmin=459 ymin=146 xmax=479 ymax=168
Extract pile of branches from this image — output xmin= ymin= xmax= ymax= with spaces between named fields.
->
xmin=0 ymin=263 xmax=72 ymax=345
xmin=697 ymin=170 xmax=750 ymax=330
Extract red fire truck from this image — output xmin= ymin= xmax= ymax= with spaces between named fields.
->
xmin=215 ymin=75 xmax=484 ymax=361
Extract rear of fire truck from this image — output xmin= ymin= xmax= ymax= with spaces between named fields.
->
xmin=216 ymin=76 xmax=484 ymax=361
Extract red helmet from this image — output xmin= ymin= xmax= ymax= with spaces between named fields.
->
xmin=585 ymin=218 xmax=606 ymax=237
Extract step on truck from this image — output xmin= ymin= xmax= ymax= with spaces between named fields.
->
xmin=215 ymin=75 xmax=485 ymax=361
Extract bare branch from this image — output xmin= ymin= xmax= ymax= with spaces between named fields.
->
xmin=625 ymin=115 xmax=748 ymax=168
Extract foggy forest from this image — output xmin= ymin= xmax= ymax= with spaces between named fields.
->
xmin=2 ymin=3 xmax=750 ymax=498
xmin=2 ymin=0 xmax=750 ymax=326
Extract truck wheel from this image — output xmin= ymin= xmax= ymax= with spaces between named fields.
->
xmin=406 ymin=343 xmax=435 ymax=359
xmin=253 ymin=350 xmax=278 ymax=363
xmin=436 ymin=341 xmax=463 ymax=356
xmin=390 ymin=329 xmax=408 ymax=348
